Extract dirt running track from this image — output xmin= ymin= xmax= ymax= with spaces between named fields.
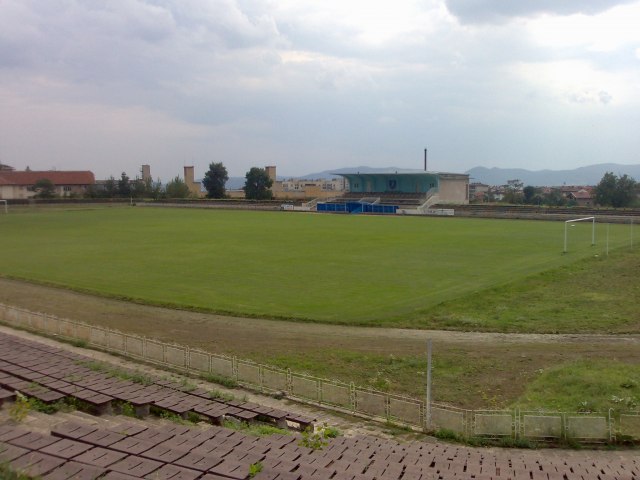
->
xmin=1 ymin=277 xmax=639 ymax=408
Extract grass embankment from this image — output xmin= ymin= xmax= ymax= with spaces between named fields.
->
xmin=419 ymin=246 xmax=640 ymax=333
xmin=514 ymin=359 xmax=640 ymax=413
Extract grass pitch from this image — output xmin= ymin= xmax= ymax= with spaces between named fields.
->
xmin=0 ymin=206 xmax=635 ymax=327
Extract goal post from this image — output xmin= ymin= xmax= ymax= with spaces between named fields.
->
xmin=564 ymin=216 xmax=595 ymax=253
xmin=0 ymin=200 xmax=7 ymax=214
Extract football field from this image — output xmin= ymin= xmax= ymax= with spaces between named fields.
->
xmin=0 ymin=206 xmax=635 ymax=325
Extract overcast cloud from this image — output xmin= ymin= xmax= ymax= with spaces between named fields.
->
xmin=1 ymin=0 xmax=639 ymax=180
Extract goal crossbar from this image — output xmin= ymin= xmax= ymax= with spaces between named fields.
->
xmin=564 ymin=216 xmax=595 ymax=253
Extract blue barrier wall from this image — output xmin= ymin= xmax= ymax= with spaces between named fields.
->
xmin=317 ymin=202 xmax=398 ymax=214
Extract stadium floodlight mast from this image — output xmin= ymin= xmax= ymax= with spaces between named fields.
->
xmin=563 ymin=216 xmax=595 ymax=253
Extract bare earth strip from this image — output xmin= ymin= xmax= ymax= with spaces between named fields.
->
xmin=2 ymin=277 xmax=639 ymax=409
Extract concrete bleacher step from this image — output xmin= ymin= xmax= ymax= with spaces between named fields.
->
xmin=0 ymin=332 xmax=315 ymax=433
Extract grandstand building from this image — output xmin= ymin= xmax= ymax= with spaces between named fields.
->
xmin=315 ymin=169 xmax=469 ymax=214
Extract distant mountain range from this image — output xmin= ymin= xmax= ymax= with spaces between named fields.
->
xmin=466 ymin=163 xmax=640 ymax=186
xmin=224 ymin=163 xmax=640 ymax=189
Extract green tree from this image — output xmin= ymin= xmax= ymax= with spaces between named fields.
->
xmin=104 ymin=176 xmax=117 ymax=198
xmin=243 ymin=167 xmax=273 ymax=200
xmin=130 ymin=177 xmax=148 ymax=198
xmin=202 ymin=162 xmax=229 ymax=199
xmin=523 ymin=186 xmax=537 ymax=204
xmin=165 ymin=176 xmax=190 ymax=198
xmin=501 ymin=179 xmax=524 ymax=204
xmin=149 ymin=178 xmax=163 ymax=200
xmin=33 ymin=178 xmax=56 ymax=198
xmin=118 ymin=172 xmax=131 ymax=197
xmin=595 ymin=172 xmax=637 ymax=208
xmin=543 ymin=189 xmax=566 ymax=207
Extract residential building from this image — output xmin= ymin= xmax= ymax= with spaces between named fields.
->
xmin=0 ymin=170 xmax=95 ymax=199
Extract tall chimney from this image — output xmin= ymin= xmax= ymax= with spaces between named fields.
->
xmin=424 ymin=148 xmax=427 ymax=172
xmin=141 ymin=165 xmax=151 ymax=182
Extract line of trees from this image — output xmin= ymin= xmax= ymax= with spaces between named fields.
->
xmin=202 ymin=163 xmax=273 ymax=200
xmin=86 ymin=172 xmax=190 ymax=200
xmin=80 ymin=164 xmax=275 ymax=201
xmin=594 ymin=172 xmax=638 ymax=208
xmin=494 ymin=172 xmax=638 ymax=208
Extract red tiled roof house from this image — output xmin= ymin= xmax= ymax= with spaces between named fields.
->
xmin=0 ymin=170 xmax=95 ymax=199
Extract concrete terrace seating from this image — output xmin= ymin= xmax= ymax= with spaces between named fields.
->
xmin=0 ymin=332 xmax=315 ymax=431
xmin=2 ymin=421 xmax=639 ymax=480
xmin=337 ymin=192 xmax=426 ymax=207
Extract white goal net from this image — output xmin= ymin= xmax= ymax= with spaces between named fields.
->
xmin=563 ymin=216 xmax=595 ymax=253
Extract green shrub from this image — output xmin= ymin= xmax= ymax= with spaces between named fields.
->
xmin=222 ymin=420 xmax=289 ymax=437
xmin=299 ymin=424 xmax=338 ymax=451
xmin=9 ymin=393 xmax=30 ymax=422
xmin=209 ymin=389 xmax=234 ymax=402
xmin=248 ymin=461 xmax=263 ymax=478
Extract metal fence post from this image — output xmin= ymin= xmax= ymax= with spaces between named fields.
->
xmin=350 ymin=382 xmax=356 ymax=413
xmin=286 ymin=368 xmax=293 ymax=396
xmin=233 ymin=356 xmax=238 ymax=382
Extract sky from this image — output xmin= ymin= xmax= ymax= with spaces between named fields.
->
xmin=1 ymin=0 xmax=639 ymax=181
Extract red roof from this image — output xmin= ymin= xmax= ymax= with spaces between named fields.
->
xmin=573 ymin=190 xmax=592 ymax=199
xmin=0 ymin=171 xmax=95 ymax=186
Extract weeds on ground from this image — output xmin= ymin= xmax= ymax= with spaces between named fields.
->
xmin=299 ymin=424 xmax=339 ymax=451
xmin=157 ymin=410 xmax=193 ymax=425
xmin=28 ymin=398 xmax=71 ymax=415
xmin=76 ymin=360 xmax=154 ymax=385
xmin=209 ymin=389 xmax=235 ymax=402
xmin=498 ymin=437 xmax=536 ymax=449
xmin=202 ymin=372 xmax=238 ymax=389
xmin=8 ymin=388 xmax=71 ymax=418
xmin=0 ymin=462 xmax=33 ymax=480
xmin=323 ymin=426 xmax=341 ymax=438
xmin=179 ymin=377 xmax=197 ymax=392
xmin=433 ymin=428 xmax=536 ymax=449
xmin=248 ymin=461 xmax=263 ymax=478
xmin=118 ymin=401 xmax=137 ymax=418
xmin=9 ymin=393 xmax=30 ymax=422
xmin=222 ymin=420 xmax=289 ymax=437
xmin=67 ymin=339 xmax=88 ymax=348
xmin=65 ymin=397 xmax=92 ymax=413
xmin=382 ymin=421 xmax=412 ymax=436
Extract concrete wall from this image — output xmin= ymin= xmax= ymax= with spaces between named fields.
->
xmin=438 ymin=177 xmax=469 ymax=204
